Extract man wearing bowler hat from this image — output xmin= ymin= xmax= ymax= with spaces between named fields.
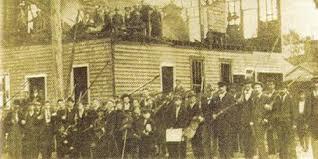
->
xmin=251 ymin=82 xmax=270 ymax=159
xmin=165 ymin=95 xmax=188 ymax=159
xmin=211 ymin=81 xmax=236 ymax=159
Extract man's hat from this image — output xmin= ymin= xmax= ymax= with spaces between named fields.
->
xmin=266 ymin=80 xmax=275 ymax=85
xmin=174 ymin=94 xmax=182 ymax=101
xmin=187 ymin=92 xmax=196 ymax=98
xmin=33 ymin=101 xmax=41 ymax=106
xmin=253 ymin=82 xmax=264 ymax=88
xmin=282 ymin=82 xmax=289 ymax=89
xmin=141 ymin=108 xmax=152 ymax=114
xmin=217 ymin=81 xmax=228 ymax=87
xmin=13 ymin=99 xmax=21 ymax=106
xmin=312 ymin=77 xmax=318 ymax=83
xmin=66 ymin=97 xmax=74 ymax=103
xmin=121 ymin=93 xmax=130 ymax=100
xmin=243 ymin=79 xmax=254 ymax=85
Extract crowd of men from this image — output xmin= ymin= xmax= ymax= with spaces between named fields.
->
xmin=1 ymin=78 xmax=318 ymax=159
xmin=16 ymin=1 xmax=163 ymax=42
xmin=70 ymin=4 xmax=163 ymax=41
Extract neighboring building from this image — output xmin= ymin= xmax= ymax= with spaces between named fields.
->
xmin=285 ymin=40 xmax=318 ymax=82
xmin=0 ymin=38 xmax=293 ymax=105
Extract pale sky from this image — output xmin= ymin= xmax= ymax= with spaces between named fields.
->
xmin=281 ymin=0 xmax=318 ymax=39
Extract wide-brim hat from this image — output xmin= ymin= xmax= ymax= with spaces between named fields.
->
xmin=217 ymin=81 xmax=228 ymax=87
xmin=141 ymin=108 xmax=152 ymax=114
xmin=312 ymin=77 xmax=318 ymax=83
xmin=253 ymin=82 xmax=264 ymax=88
xmin=187 ymin=92 xmax=196 ymax=98
xmin=173 ymin=94 xmax=182 ymax=101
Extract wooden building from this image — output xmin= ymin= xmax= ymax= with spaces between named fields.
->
xmin=0 ymin=38 xmax=293 ymax=105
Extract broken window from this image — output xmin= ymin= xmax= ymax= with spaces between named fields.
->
xmin=259 ymin=0 xmax=278 ymax=22
xmin=220 ymin=60 xmax=232 ymax=83
xmin=192 ymin=58 xmax=204 ymax=93
xmin=26 ymin=76 xmax=46 ymax=103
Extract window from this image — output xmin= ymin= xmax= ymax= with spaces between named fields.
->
xmin=26 ymin=75 xmax=46 ymax=103
xmin=259 ymin=0 xmax=278 ymax=22
xmin=220 ymin=60 xmax=232 ymax=83
xmin=227 ymin=0 xmax=241 ymax=25
xmin=0 ymin=75 xmax=10 ymax=107
xmin=161 ymin=66 xmax=174 ymax=93
xmin=73 ymin=66 xmax=89 ymax=104
xmin=246 ymin=69 xmax=255 ymax=82
xmin=191 ymin=58 xmax=204 ymax=93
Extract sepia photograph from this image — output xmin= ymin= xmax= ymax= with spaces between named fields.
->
xmin=1 ymin=0 xmax=318 ymax=158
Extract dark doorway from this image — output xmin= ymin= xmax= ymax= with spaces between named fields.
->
xmin=27 ymin=77 xmax=45 ymax=103
xmin=73 ymin=67 xmax=88 ymax=104
xmin=161 ymin=66 xmax=174 ymax=93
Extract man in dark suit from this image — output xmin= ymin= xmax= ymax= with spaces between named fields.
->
xmin=264 ymin=81 xmax=280 ymax=156
xmin=21 ymin=103 xmax=41 ymax=159
xmin=211 ymin=82 xmax=236 ymax=159
xmin=135 ymin=108 xmax=157 ymax=158
xmin=186 ymin=92 xmax=204 ymax=159
xmin=201 ymin=84 xmax=218 ymax=158
xmin=309 ymin=77 xmax=318 ymax=159
xmin=55 ymin=99 xmax=69 ymax=158
xmin=250 ymin=82 xmax=270 ymax=159
xmin=75 ymin=102 xmax=94 ymax=158
xmin=112 ymin=8 xmax=124 ymax=34
xmin=294 ymin=90 xmax=310 ymax=152
xmin=273 ymin=84 xmax=296 ymax=159
xmin=165 ymin=95 xmax=188 ymax=159
xmin=39 ymin=101 xmax=55 ymax=159
xmin=238 ymin=85 xmax=255 ymax=159
xmin=55 ymin=98 xmax=77 ymax=158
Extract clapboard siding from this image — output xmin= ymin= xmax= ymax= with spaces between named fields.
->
xmin=113 ymin=43 xmax=293 ymax=95
xmin=2 ymin=38 xmax=294 ymax=104
xmin=3 ymin=39 xmax=113 ymax=104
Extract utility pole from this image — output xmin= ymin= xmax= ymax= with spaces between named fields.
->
xmin=51 ymin=0 xmax=64 ymax=100
xmin=198 ymin=0 xmax=204 ymax=42
xmin=257 ymin=0 xmax=260 ymax=37
xmin=239 ymin=0 xmax=244 ymax=37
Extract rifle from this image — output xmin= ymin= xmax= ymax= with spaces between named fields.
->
xmin=183 ymin=77 xmax=205 ymax=139
xmin=128 ymin=74 xmax=160 ymax=95
xmin=80 ymin=61 xmax=111 ymax=100
xmin=3 ymin=80 xmax=28 ymax=106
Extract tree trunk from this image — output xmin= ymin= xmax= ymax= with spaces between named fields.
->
xmin=51 ymin=0 xmax=64 ymax=100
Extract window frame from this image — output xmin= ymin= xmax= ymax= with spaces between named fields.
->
xmin=219 ymin=58 xmax=232 ymax=83
xmin=25 ymin=73 xmax=48 ymax=101
xmin=0 ymin=73 xmax=10 ymax=108
xmin=190 ymin=56 xmax=205 ymax=93
xmin=71 ymin=64 xmax=90 ymax=105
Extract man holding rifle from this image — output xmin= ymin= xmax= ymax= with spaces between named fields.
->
xmin=211 ymin=82 xmax=236 ymax=159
